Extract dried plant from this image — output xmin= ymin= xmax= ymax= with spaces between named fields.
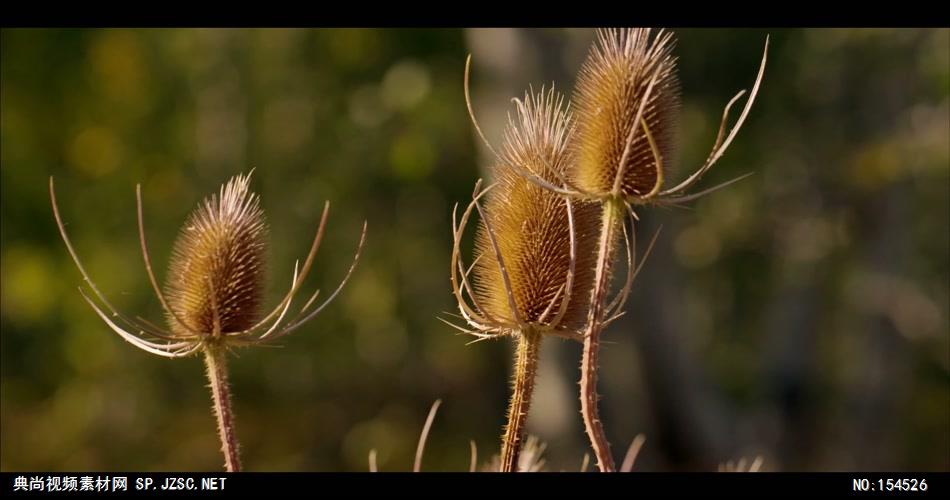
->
xmin=467 ymin=28 xmax=768 ymax=472
xmin=447 ymin=85 xmax=614 ymax=472
xmin=50 ymin=172 xmax=366 ymax=471
xmin=566 ymin=28 xmax=767 ymax=472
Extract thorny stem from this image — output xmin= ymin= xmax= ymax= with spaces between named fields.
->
xmin=500 ymin=329 xmax=541 ymax=472
xmin=203 ymin=345 xmax=241 ymax=472
xmin=580 ymin=198 xmax=623 ymax=472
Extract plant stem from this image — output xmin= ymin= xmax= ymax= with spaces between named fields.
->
xmin=203 ymin=345 xmax=242 ymax=472
xmin=580 ymin=198 xmax=623 ymax=472
xmin=500 ymin=329 xmax=541 ymax=472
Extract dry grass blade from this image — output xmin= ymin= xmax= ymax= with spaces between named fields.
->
xmin=469 ymin=440 xmax=478 ymax=473
xmin=368 ymin=449 xmax=378 ymax=473
xmin=414 ymin=399 xmax=442 ymax=472
xmin=620 ymin=434 xmax=646 ymax=472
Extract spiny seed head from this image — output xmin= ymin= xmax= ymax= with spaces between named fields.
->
xmin=572 ymin=28 xmax=680 ymax=199
xmin=165 ymin=172 xmax=267 ymax=336
xmin=472 ymin=88 xmax=600 ymax=332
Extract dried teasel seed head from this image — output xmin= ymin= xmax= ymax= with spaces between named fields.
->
xmin=572 ymin=28 xmax=680 ymax=200
xmin=165 ymin=172 xmax=267 ymax=336
xmin=472 ymin=87 xmax=600 ymax=332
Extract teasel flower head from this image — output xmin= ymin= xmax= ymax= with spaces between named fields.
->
xmin=448 ymin=86 xmax=601 ymax=341
xmin=165 ymin=173 xmax=268 ymax=337
xmin=50 ymin=171 xmax=367 ymax=357
xmin=511 ymin=28 xmax=768 ymax=210
xmin=573 ymin=28 xmax=680 ymax=200
xmin=450 ymin=59 xmax=651 ymax=342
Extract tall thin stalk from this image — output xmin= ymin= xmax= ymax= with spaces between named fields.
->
xmin=203 ymin=345 xmax=241 ymax=472
xmin=450 ymin=84 xmax=599 ymax=472
xmin=579 ymin=199 xmax=623 ymax=472
xmin=500 ymin=329 xmax=542 ymax=472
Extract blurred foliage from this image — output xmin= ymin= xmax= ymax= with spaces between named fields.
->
xmin=1 ymin=28 xmax=947 ymax=472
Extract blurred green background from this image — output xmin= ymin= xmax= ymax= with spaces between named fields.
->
xmin=1 ymin=28 xmax=947 ymax=472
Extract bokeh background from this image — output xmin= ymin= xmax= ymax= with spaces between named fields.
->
xmin=1 ymin=28 xmax=947 ymax=472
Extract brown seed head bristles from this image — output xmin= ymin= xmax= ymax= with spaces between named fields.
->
xmin=165 ymin=172 xmax=268 ymax=337
xmin=52 ymin=169 xmax=368 ymax=471
xmin=572 ymin=28 xmax=680 ymax=200
xmin=470 ymin=87 xmax=600 ymax=333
